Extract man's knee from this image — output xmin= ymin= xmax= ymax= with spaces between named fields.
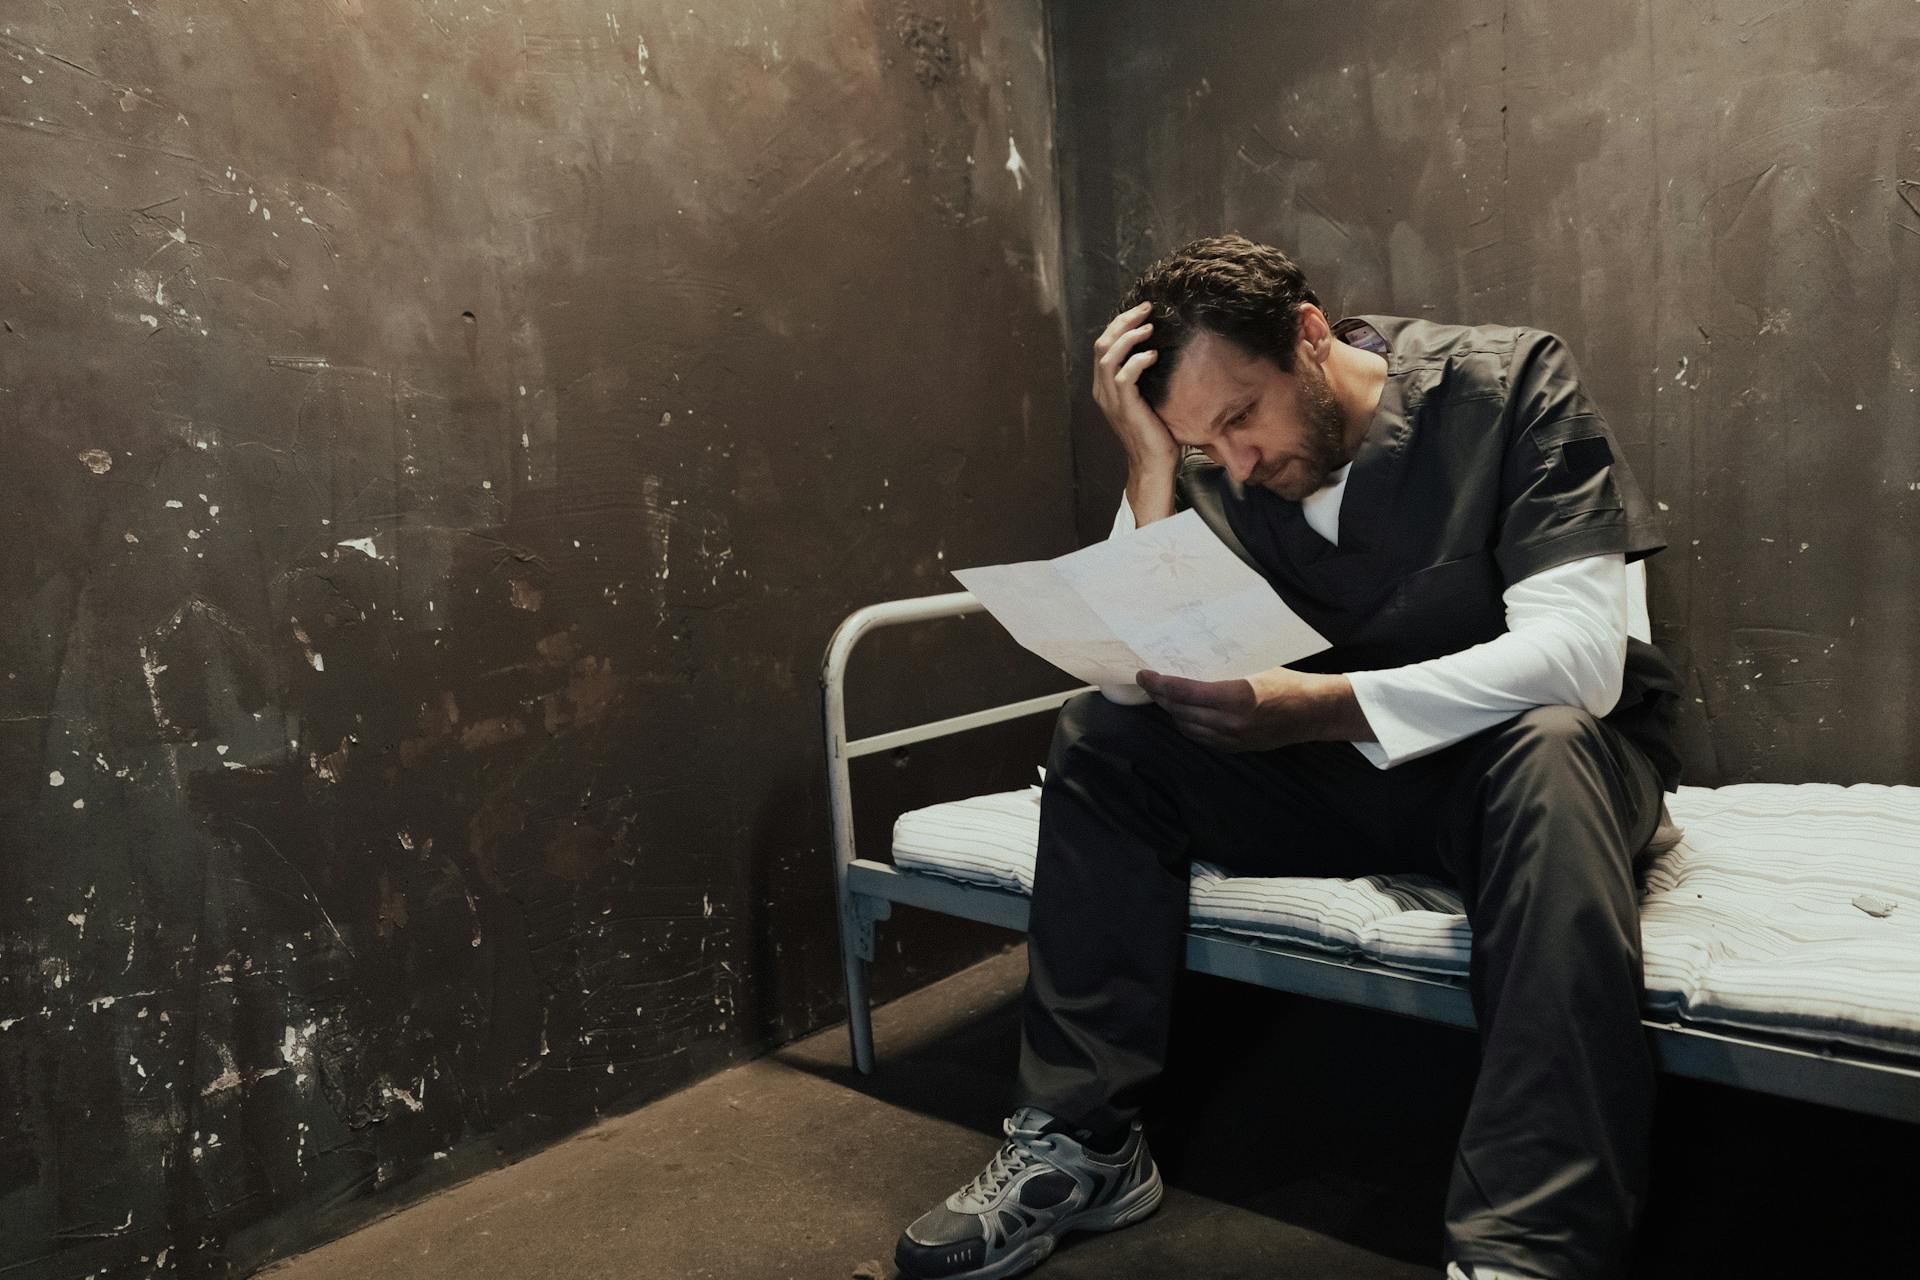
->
xmin=1473 ymin=704 xmax=1614 ymax=792
xmin=1047 ymin=690 xmax=1173 ymax=774
xmin=1503 ymin=703 xmax=1608 ymax=754
xmin=1460 ymin=705 xmax=1642 ymax=890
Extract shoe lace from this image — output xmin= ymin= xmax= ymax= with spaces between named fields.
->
xmin=952 ymin=1118 xmax=1054 ymax=1212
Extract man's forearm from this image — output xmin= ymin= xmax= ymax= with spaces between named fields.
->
xmin=1124 ymin=461 xmax=1177 ymax=528
xmin=1304 ymin=673 xmax=1377 ymax=744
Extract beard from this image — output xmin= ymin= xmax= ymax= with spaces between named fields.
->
xmin=1262 ymin=361 xmax=1350 ymax=501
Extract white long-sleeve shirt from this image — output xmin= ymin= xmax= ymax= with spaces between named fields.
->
xmin=1111 ymin=467 xmax=1651 ymax=768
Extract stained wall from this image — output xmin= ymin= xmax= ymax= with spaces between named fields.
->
xmin=0 ymin=1 xmax=1073 ymax=1273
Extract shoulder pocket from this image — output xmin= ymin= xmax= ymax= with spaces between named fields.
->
xmin=1528 ymin=415 xmax=1624 ymax=514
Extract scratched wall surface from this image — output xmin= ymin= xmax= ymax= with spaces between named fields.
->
xmin=0 ymin=1 xmax=1074 ymax=1274
xmin=1049 ymin=0 xmax=1920 ymax=785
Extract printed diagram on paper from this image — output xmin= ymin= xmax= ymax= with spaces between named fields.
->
xmin=952 ymin=510 xmax=1330 ymax=701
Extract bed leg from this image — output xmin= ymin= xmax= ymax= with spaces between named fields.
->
xmin=841 ymin=894 xmax=890 ymax=1073
xmin=845 ymin=952 xmax=875 ymax=1075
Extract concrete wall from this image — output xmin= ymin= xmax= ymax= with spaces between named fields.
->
xmin=1049 ymin=0 xmax=1920 ymax=786
xmin=0 ymin=1 xmax=1073 ymax=1273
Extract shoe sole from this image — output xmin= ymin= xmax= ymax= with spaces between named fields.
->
xmin=909 ymin=1164 xmax=1166 ymax=1280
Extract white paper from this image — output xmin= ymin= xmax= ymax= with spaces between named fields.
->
xmin=952 ymin=510 xmax=1330 ymax=698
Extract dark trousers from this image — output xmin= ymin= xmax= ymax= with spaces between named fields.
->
xmin=1015 ymin=693 xmax=1667 ymax=1280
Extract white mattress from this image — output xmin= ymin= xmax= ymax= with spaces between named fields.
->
xmin=891 ymin=782 xmax=1920 ymax=1060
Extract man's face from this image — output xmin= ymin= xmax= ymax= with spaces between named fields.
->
xmin=1157 ymin=327 xmax=1349 ymax=501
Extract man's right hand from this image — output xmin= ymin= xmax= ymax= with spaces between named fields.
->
xmin=1093 ymin=302 xmax=1178 ymax=524
xmin=1093 ymin=301 xmax=1176 ymax=470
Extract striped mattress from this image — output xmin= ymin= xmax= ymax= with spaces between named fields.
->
xmin=891 ymin=782 xmax=1920 ymax=1060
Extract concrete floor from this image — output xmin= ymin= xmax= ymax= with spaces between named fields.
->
xmin=265 ymin=941 xmax=1917 ymax=1279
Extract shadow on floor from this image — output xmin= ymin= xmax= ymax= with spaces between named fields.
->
xmin=779 ymin=947 xmax=1920 ymax=1278
xmin=267 ymin=942 xmax=1918 ymax=1280
xmin=776 ymin=956 xmax=1478 ymax=1273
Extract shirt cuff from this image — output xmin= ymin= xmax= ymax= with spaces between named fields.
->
xmin=1345 ymin=669 xmax=1434 ymax=770
xmin=1349 ymin=738 xmax=1394 ymax=769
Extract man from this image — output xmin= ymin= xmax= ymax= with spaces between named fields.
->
xmin=893 ymin=235 xmax=1682 ymax=1280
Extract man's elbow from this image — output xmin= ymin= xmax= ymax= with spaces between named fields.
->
xmin=1573 ymin=629 xmax=1628 ymax=718
xmin=1535 ymin=626 xmax=1626 ymax=719
xmin=1577 ymin=663 xmax=1625 ymax=719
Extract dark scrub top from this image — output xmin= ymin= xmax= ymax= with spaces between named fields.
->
xmin=1174 ymin=314 xmax=1684 ymax=792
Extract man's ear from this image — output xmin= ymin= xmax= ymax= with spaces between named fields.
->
xmin=1295 ymin=302 xmax=1332 ymax=364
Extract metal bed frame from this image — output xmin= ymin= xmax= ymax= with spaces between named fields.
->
xmin=823 ymin=590 xmax=1920 ymax=1123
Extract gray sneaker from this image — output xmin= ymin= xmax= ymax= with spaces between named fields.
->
xmin=894 ymin=1106 xmax=1164 ymax=1280
xmin=1447 ymin=1264 xmax=1543 ymax=1280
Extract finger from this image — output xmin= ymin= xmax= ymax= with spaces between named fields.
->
xmin=1138 ymin=670 xmax=1245 ymax=711
xmin=1163 ymin=702 xmax=1241 ymax=736
xmin=1140 ymin=679 xmax=1242 ymax=733
xmin=1096 ymin=322 xmax=1154 ymax=375
xmin=1170 ymin=718 xmax=1238 ymax=751
xmin=1093 ymin=308 xmax=1138 ymax=353
xmin=1136 ymin=669 xmax=1191 ymax=702
xmin=1093 ymin=301 xmax=1154 ymax=354
xmin=1114 ymin=347 xmax=1159 ymax=388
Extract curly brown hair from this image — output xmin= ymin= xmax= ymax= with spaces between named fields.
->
xmin=1118 ymin=234 xmax=1322 ymax=410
